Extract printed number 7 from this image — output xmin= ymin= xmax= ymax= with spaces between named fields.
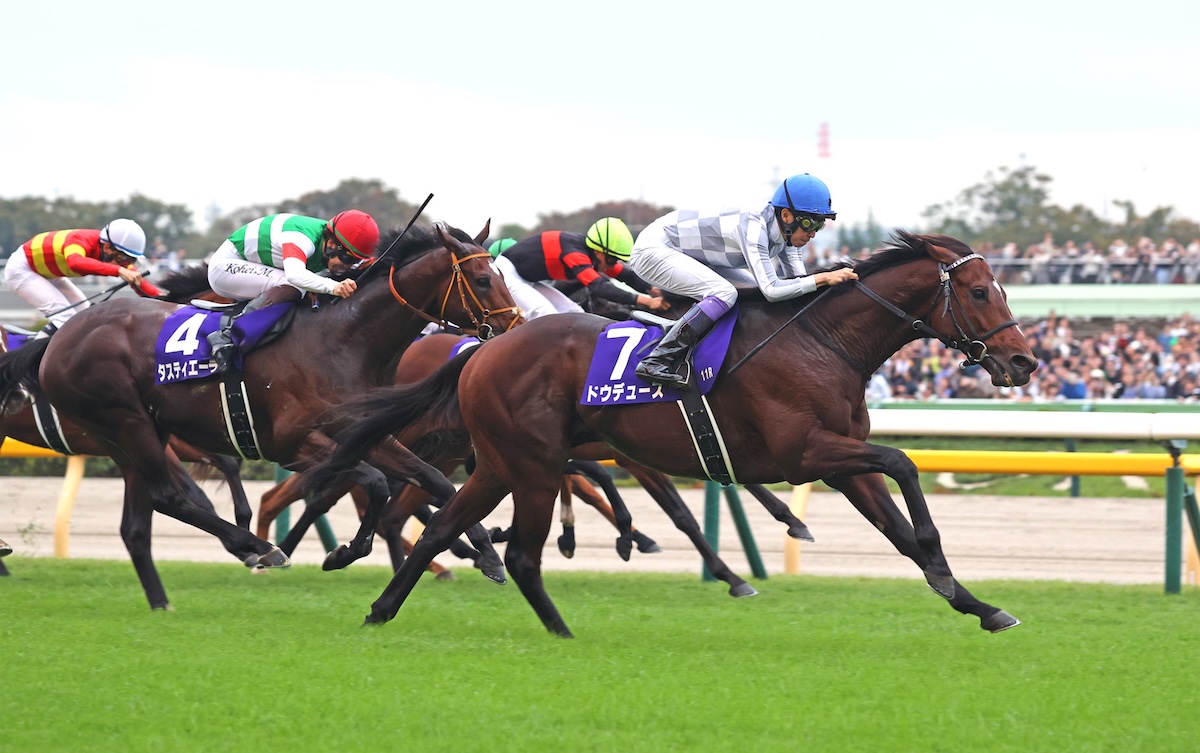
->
xmin=606 ymin=327 xmax=645 ymax=380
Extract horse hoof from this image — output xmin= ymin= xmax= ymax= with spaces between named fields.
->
xmin=634 ymin=536 xmax=663 ymax=554
xmin=556 ymin=533 xmax=575 ymax=559
xmin=981 ymin=610 xmax=1021 ymax=633
xmin=322 ymin=546 xmax=355 ymax=572
xmin=787 ymin=524 xmax=815 ymax=542
xmin=151 ymin=603 xmax=176 ymax=612
xmin=362 ymin=613 xmax=388 ymax=627
xmin=615 ymin=536 xmax=632 ymax=562
xmin=434 ymin=570 xmax=458 ymax=581
xmin=255 ymin=546 xmax=291 ymax=569
xmin=489 ymin=527 xmax=510 ymax=543
xmin=924 ymin=572 xmax=955 ymax=600
xmin=475 ymin=552 xmax=507 ymax=584
xmin=0 ymin=542 xmax=12 ymax=558
xmin=729 ymin=582 xmax=759 ymax=598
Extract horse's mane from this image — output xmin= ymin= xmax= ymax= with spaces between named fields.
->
xmin=376 ymin=223 xmax=474 ymax=272
xmin=851 ymin=229 xmax=973 ymax=279
xmin=157 ymin=264 xmax=216 ymax=303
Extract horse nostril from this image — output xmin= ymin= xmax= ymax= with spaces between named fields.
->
xmin=1013 ymin=354 xmax=1037 ymax=373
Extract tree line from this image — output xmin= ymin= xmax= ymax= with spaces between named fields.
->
xmin=2 ymin=167 xmax=1197 ymax=261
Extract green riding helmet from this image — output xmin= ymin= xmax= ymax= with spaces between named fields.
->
xmin=488 ymin=237 xmax=517 ymax=259
xmin=585 ymin=217 xmax=634 ymax=261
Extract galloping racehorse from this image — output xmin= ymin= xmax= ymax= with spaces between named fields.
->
xmin=307 ymin=231 xmax=1037 ymax=636
xmin=0 ymin=222 xmax=520 ymax=611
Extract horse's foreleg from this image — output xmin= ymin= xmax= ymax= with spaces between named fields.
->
xmin=256 ymin=475 xmax=302 ymax=541
xmin=119 ymin=473 xmax=170 ymax=610
xmin=565 ymin=459 xmax=637 ymax=559
xmin=823 ymin=472 xmax=1018 ymax=632
xmin=744 ymin=483 xmax=814 ymax=542
xmin=370 ymin=439 xmax=505 ymax=583
xmin=557 ymin=475 xmax=576 ymax=558
xmin=366 ymin=468 xmax=510 ymax=626
xmin=320 ymin=461 xmax=389 ymax=571
xmin=412 ymin=501 xmax=481 ymax=564
xmin=210 ymin=453 xmax=252 ymax=530
xmin=624 ymin=462 xmax=756 ymax=598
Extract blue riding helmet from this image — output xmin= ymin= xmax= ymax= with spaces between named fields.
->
xmin=770 ymin=174 xmax=837 ymax=219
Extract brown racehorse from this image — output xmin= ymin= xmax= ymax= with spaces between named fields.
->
xmin=256 ymin=332 xmax=664 ymax=567
xmin=0 ymin=222 xmax=520 ymax=611
xmin=0 ymin=268 xmax=260 ymax=574
xmin=307 ymin=231 xmax=1037 ymax=636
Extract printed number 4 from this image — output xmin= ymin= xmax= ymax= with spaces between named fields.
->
xmin=164 ymin=313 xmax=207 ymax=357
xmin=606 ymin=327 xmax=645 ymax=380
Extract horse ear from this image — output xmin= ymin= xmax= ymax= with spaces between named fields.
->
xmin=474 ymin=219 xmax=492 ymax=246
xmin=434 ymin=222 xmax=452 ymax=246
xmin=924 ymin=239 xmax=960 ymax=265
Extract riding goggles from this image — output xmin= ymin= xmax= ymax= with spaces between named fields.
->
xmin=795 ymin=215 xmax=826 ymax=233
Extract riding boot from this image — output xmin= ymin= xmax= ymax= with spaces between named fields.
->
xmin=207 ymin=285 xmax=301 ymax=374
xmin=634 ymin=296 xmax=726 ymax=387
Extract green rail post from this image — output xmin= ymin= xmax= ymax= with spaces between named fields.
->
xmin=273 ymin=466 xmax=339 ymax=553
xmin=1164 ymin=441 xmax=1185 ymax=594
xmin=1185 ymin=485 xmax=1200 ymax=559
xmin=722 ymin=485 xmax=768 ymax=580
xmin=702 ymin=482 xmax=720 ymax=582
xmin=273 ymin=465 xmax=291 ymax=543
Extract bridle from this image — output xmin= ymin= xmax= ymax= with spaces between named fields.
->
xmin=387 ymin=249 xmax=520 ymax=340
xmin=728 ymin=252 xmax=1019 ymax=380
xmin=851 ymin=253 xmax=1020 ymax=370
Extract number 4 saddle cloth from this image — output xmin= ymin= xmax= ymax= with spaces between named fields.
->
xmin=153 ymin=304 xmax=294 ymax=384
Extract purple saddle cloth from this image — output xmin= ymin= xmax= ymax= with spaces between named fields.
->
xmin=580 ymin=307 xmax=737 ymax=406
xmin=154 ymin=304 xmax=292 ymax=384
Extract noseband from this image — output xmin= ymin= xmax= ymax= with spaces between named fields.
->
xmin=387 ymin=250 xmax=520 ymax=339
xmin=853 ymin=253 xmax=1019 ymax=369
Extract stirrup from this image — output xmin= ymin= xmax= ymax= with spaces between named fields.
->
xmin=210 ymin=343 xmax=235 ymax=374
xmin=635 ymin=358 xmax=691 ymax=387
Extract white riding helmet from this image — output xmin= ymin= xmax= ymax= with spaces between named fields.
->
xmin=100 ymin=218 xmax=147 ymax=258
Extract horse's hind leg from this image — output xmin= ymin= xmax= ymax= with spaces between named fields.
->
xmin=744 ymin=484 xmax=814 ymax=542
xmin=119 ymin=473 xmax=170 ymax=610
xmin=256 ymin=473 xmax=307 ymax=542
xmin=557 ymin=475 xmax=576 ymax=558
xmin=622 ymin=461 xmax=756 ymax=598
xmin=507 ymin=474 xmax=574 ymax=638
xmin=824 ymin=473 xmax=1018 ymax=633
xmin=210 ymin=454 xmax=252 ymax=531
xmin=365 ymin=468 xmax=511 ymax=626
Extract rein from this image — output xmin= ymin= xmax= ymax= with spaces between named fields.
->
xmin=726 ymin=252 xmax=1018 ymax=378
xmin=387 ymin=250 xmax=520 ymax=339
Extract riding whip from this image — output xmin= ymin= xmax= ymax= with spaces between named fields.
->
xmin=44 ymin=271 xmax=153 ymax=318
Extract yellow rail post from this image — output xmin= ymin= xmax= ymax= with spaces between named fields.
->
xmin=783 ymin=483 xmax=811 ymax=575
xmin=53 ymin=456 xmax=87 ymax=558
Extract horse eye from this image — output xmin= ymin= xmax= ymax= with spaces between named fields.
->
xmin=475 ymin=276 xmax=492 ymax=290
xmin=971 ymin=287 xmax=987 ymax=300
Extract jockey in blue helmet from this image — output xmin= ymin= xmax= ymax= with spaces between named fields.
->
xmin=629 ymin=173 xmax=857 ymax=387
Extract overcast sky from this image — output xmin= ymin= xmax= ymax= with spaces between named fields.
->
xmin=2 ymin=0 xmax=1198 ymax=238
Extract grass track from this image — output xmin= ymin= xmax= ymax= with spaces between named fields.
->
xmin=3 ymin=558 xmax=1198 ymax=752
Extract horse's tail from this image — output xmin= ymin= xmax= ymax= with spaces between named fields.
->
xmin=0 ymin=337 xmax=50 ymax=405
xmin=302 ymin=347 xmax=477 ymax=493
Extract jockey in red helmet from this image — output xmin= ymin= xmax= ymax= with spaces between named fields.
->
xmin=206 ymin=209 xmax=380 ymax=374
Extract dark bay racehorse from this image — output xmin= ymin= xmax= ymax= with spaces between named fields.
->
xmin=0 ymin=222 xmax=520 ymax=610
xmin=308 ymin=231 xmax=1037 ymax=636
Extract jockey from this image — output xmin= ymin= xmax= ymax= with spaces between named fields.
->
xmin=493 ymin=217 xmax=667 ymax=320
xmin=4 ymin=218 xmax=161 ymax=338
xmin=206 ymin=209 xmax=380 ymax=374
xmin=630 ymin=173 xmax=858 ymax=386
xmin=487 ymin=237 xmax=517 ymax=259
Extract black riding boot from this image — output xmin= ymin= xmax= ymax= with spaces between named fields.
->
xmin=207 ymin=285 xmax=301 ymax=374
xmin=634 ymin=302 xmax=720 ymax=387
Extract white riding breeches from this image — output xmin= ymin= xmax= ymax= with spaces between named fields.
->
xmin=629 ymin=243 xmax=739 ymax=308
xmin=207 ymin=241 xmax=293 ymax=300
xmin=494 ymin=254 xmax=583 ymax=320
xmin=3 ymin=252 xmax=90 ymax=328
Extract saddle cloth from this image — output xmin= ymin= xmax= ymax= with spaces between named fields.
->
xmin=154 ymin=304 xmax=293 ymax=384
xmin=580 ymin=307 xmax=737 ymax=406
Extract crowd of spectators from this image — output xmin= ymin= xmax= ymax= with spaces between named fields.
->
xmin=867 ymin=313 xmax=1200 ymax=403
xmin=819 ymin=233 xmax=1200 ymax=286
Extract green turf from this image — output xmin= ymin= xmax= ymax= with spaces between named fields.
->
xmin=3 ymin=559 xmax=1198 ymax=752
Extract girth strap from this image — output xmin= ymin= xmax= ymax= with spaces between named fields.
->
xmin=31 ymin=396 xmax=73 ymax=455
xmin=676 ymin=386 xmax=737 ymax=486
xmin=219 ymin=372 xmax=264 ymax=461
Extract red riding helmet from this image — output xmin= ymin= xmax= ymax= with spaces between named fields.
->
xmin=328 ymin=210 xmax=380 ymax=260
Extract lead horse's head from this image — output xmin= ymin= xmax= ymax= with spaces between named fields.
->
xmin=855 ymin=231 xmax=1037 ymax=388
xmin=382 ymin=220 xmax=522 ymax=339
